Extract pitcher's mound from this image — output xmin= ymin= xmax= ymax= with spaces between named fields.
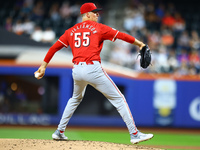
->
xmin=0 ymin=139 xmax=161 ymax=150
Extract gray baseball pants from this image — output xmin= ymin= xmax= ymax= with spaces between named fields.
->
xmin=57 ymin=61 xmax=138 ymax=134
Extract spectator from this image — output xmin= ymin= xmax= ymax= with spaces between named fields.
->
xmin=173 ymin=12 xmax=185 ymax=34
xmin=188 ymin=64 xmax=197 ymax=75
xmin=132 ymin=9 xmax=146 ymax=30
xmin=59 ymin=1 xmax=71 ymax=19
xmin=178 ymin=61 xmax=189 ymax=75
xmin=177 ymin=31 xmax=190 ymax=51
xmin=154 ymin=46 xmax=169 ymax=73
xmin=168 ymin=50 xmax=179 ymax=73
xmin=167 ymin=3 xmax=176 ymax=15
xmin=15 ymin=87 xmax=27 ymax=103
xmin=49 ymin=2 xmax=61 ymax=22
xmin=161 ymin=29 xmax=174 ymax=47
xmin=189 ymin=50 xmax=200 ymax=64
xmin=145 ymin=11 xmax=159 ymax=30
xmin=24 ymin=0 xmax=34 ymax=9
xmin=123 ymin=11 xmax=135 ymax=32
xmin=14 ymin=0 xmax=24 ymax=10
xmin=177 ymin=49 xmax=189 ymax=65
xmin=147 ymin=30 xmax=161 ymax=50
xmin=189 ymin=30 xmax=200 ymax=50
xmin=2 ymin=0 xmax=200 ymax=75
xmin=42 ymin=27 xmax=56 ymax=43
xmin=4 ymin=17 xmax=13 ymax=32
xmin=23 ymin=18 xmax=35 ymax=35
xmin=189 ymin=50 xmax=200 ymax=73
xmin=31 ymin=0 xmax=44 ymax=21
xmin=19 ymin=0 xmax=32 ymax=19
xmin=31 ymin=26 xmax=43 ymax=42
xmin=162 ymin=11 xmax=175 ymax=29
xmin=145 ymin=3 xmax=160 ymax=30
xmin=109 ymin=39 xmax=134 ymax=68
xmin=70 ymin=2 xmax=81 ymax=17
xmin=145 ymin=3 xmax=155 ymax=14
xmin=124 ymin=7 xmax=145 ymax=32
xmin=155 ymin=3 xmax=165 ymax=19
xmin=12 ymin=19 xmax=24 ymax=35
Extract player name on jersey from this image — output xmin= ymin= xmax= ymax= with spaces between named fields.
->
xmin=70 ymin=22 xmax=97 ymax=36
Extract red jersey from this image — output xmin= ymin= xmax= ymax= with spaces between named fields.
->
xmin=59 ymin=20 xmax=118 ymax=63
xmin=44 ymin=20 xmax=135 ymax=63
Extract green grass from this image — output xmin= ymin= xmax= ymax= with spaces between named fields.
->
xmin=148 ymin=133 xmax=200 ymax=146
xmin=0 ymin=127 xmax=200 ymax=148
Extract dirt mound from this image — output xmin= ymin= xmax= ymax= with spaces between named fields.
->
xmin=0 ymin=139 xmax=161 ymax=150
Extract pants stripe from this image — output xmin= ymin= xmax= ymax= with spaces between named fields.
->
xmin=101 ymin=67 xmax=137 ymax=133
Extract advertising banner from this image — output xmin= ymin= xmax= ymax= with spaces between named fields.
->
xmin=0 ymin=66 xmax=200 ymax=128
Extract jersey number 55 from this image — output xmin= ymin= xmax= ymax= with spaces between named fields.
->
xmin=74 ymin=32 xmax=91 ymax=48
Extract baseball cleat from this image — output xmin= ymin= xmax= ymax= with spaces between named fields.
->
xmin=130 ymin=131 xmax=153 ymax=144
xmin=52 ymin=130 xmax=68 ymax=141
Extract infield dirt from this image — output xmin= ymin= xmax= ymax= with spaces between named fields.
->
xmin=0 ymin=139 xmax=161 ymax=150
xmin=1 ymin=126 xmax=200 ymax=150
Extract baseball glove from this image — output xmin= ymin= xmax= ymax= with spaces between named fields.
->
xmin=138 ymin=45 xmax=151 ymax=69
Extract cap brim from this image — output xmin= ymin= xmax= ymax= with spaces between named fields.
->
xmin=91 ymin=8 xmax=102 ymax=12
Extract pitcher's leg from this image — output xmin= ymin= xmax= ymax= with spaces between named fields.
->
xmin=58 ymin=80 xmax=87 ymax=131
xmin=91 ymin=69 xmax=137 ymax=134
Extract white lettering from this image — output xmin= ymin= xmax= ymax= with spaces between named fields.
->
xmin=18 ymin=115 xmax=27 ymax=125
xmin=85 ymin=25 xmax=89 ymax=28
xmin=89 ymin=25 xmax=93 ymax=29
xmin=0 ymin=114 xmax=50 ymax=125
xmin=29 ymin=115 xmax=50 ymax=125
xmin=7 ymin=115 xmax=16 ymax=124
xmin=93 ymin=30 xmax=97 ymax=34
xmin=0 ymin=114 xmax=6 ymax=124
xmin=189 ymin=97 xmax=200 ymax=121
xmin=70 ymin=24 xmax=97 ymax=35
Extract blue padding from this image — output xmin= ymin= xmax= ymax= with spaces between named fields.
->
xmin=1 ymin=66 xmax=200 ymax=127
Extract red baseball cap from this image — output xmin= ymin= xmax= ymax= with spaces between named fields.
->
xmin=80 ymin=3 xmax=102 ymax=14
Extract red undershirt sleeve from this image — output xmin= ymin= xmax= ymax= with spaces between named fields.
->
xmin=116 ymin=31 xmax=135 ymax=44
xmin=43 ymin=40 xmax=65 ymax=63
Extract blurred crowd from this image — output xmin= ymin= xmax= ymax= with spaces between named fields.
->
xmin=0 ymin=81 xmax=27 ymax=113
xmin=109 ymin=0 xmax=200 ymax=75
xmin=0 ymin=79 xmax=45 ymax=114
xmin=1 ymin=0 xmax=200 ymax=75
xmin=3 ymin=0 xmax=83 ymax=44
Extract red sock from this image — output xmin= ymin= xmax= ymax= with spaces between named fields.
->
xmin=59 ymin=130 xmax=64 ymax=133
xmin=133 ymin=131 xmax=138 ymax=135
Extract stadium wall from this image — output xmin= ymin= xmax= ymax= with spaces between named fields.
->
xmin=0 ymin=65 xmax=200 ymax=128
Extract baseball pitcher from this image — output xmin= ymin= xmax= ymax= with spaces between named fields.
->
xmin=34 ymin=3 xmax=153 ymax=144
